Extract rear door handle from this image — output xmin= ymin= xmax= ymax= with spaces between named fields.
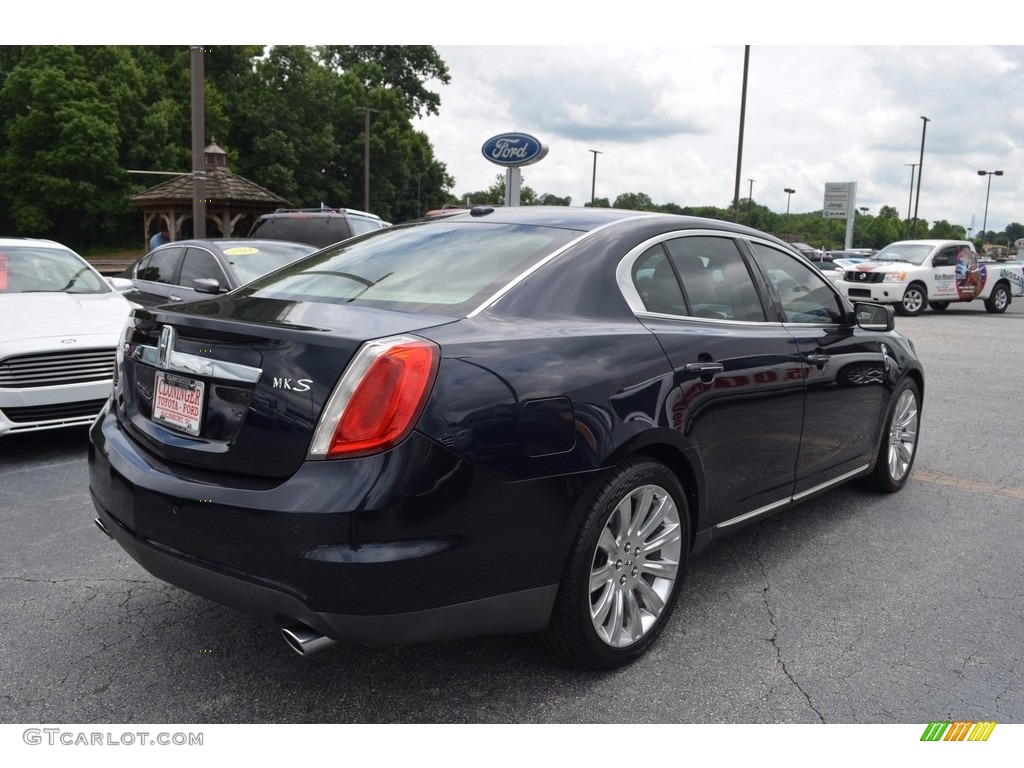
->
xmin=804 ymin=353 xmax=830 ymax=367
xmin=684 ymin=362 xmax=724 ymax=376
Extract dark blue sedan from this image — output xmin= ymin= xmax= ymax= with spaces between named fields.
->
xmin=88 ymin=207 xmax=923 ymax=669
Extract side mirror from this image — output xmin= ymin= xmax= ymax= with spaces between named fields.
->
xmin=854 ymin=302 xmax=894 ymax=331
xmin=192 ymin=278 xmax=223 ymax=295
xmin=106 ymin=277 xmax=134 ymax=293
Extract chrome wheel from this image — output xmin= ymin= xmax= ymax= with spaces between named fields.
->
xmin=863 ymin=378 xmax=921 ymax=493
xmin=589 ymin=483 xmax=682 ymax=648
xmin=886 ymin=388 xmax=919 ymax=482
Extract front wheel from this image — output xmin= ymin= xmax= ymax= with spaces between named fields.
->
xmin=896 ymin=284 xmax=927 ymax=316
xmin=863 ymin=378 xmax=921 ymax=493
xmin=543 ymin=457 xmax=689 ymax=669
xmin=984 ymin=283 xmax=1011 ymax=314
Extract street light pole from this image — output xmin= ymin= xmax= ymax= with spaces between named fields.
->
xmin=977 ymin=169 xmax=1004 ymax=244
xmin=733 ymin=45 xmax=750 ymax=223
xmin=589 ymin=149 xmax=602 ymax=206
xmin=783 ymin=188 xmax=795 ymax=239
xmin=361 ymin=107 xmax=379 ymax=213
xmin=904 ymin=163 xmax=918 ymax=239
xmin=858 ymin=206 xmax=869 ymax=247
xmin=912 ymin=116 xmax=930 ymax=237
xmin=747 ymin=178 xmax=755 ymax=225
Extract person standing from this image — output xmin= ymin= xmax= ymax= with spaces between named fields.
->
xmin=149 ymin=224 xmax=170 ymax=249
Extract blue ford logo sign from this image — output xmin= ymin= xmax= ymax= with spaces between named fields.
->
xmin=481 ymin=133 xmax=548 ymax=167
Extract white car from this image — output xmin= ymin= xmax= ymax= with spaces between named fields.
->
xmin=0 ymin=238 xmax=133 ymax=435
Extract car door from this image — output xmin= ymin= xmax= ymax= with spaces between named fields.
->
xmin=747 ymin=241 xmax=887 ymax=493
xmin=929 ymin=244 xmax=961 ymax=302
xmin=130 ymin=246 xmax=185 ymax=307
xmin=629 ymin=232 xmax=806 ymax=526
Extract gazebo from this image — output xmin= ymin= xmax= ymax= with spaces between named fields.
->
xmin=132 ymin=142 xmax=291 ymax=244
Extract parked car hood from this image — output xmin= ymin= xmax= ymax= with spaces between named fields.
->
xmin=0 ymin=292 xmax=132 ymax=344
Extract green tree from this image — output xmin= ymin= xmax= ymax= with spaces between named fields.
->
xmin=0 ymin=47 xmax=126 ymax=247
xmin=613 ymin=192 xmax=655 ymax=211
xmin=318 ymin=45 xmax=450 ymax=119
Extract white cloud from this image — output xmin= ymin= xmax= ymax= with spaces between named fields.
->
xmin=416 ymin=44 xmax=1024 ymax=234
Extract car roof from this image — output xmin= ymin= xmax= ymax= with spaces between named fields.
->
xmin=149 ymin=238 xmax=313 ymax=253
xmin=0 ymin=237 xmax=78 ymax=250
xmin=412 ymin=206 xmax=780 ymax=239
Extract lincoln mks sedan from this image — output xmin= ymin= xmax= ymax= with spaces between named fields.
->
xmin=88 ymin=207 xmax=923 ymax=669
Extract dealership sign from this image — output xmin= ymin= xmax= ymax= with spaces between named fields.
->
xmin=481 ymin=133 xmax=548 ymax=167
xmin=823 ymin=182 xmax=856 ymax=219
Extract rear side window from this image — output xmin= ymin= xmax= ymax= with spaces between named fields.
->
xmin=242 ymin=221 xmax=577 ymax=315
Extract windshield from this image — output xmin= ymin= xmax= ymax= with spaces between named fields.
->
xmin=873 ymin=243 xmax=935 ymax=266
xmin=0 ymin=245 xmax=109 ymax=294
xmin=241 ymin=220 xmax=578 ymax=315
xmin=224 ymin=242 xmax=317 ymax=284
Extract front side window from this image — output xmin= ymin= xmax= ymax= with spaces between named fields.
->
xmin=179 ymin=248 xmax=228 ymax=287
xmin=752 ymin=243 xmax=846 ymax=324
xmin=136 ymin=247 xmax=184 ymax=284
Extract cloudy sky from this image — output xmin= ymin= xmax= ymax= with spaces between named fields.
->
xmin=414 ymin=44 xmax=1024 ymax=234
xmin=19 ymin=6 xmax=1023 ymax=234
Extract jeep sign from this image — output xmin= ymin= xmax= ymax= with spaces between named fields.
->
xmin=481 ymin=133 xmax=548 ymax=167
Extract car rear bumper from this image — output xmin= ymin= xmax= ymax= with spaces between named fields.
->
xmin=88 ymin=405 xmax=575 ymax=645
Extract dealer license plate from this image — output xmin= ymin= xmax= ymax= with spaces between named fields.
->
xmin=152 ymin=372 xmax=205 ymax=436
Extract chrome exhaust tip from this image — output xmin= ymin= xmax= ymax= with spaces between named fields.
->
xmin=94 ymin=517 xmax=112 ymax=539
xmin=281 ymin=623 xmax=338 ymax=656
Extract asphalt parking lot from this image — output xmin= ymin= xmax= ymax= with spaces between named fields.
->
xmin=1 ymin=301 xmax=1022 ymax=725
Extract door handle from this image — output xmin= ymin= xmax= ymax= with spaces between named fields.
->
xmin=684 ymin=362 xmax=724 ymax=376
xmin=804 ymin=353 xmax=830 ymax=367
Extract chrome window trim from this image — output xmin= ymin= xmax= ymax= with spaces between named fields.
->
xmin=467 ymin=215 xmax=653 ymax=318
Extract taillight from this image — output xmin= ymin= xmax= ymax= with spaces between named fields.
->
xmin=308 ymin=335 xmax=439 ymax=459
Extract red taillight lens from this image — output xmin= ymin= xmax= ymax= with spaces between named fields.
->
xmin=309 ymin=335 xmax=439 ymax=459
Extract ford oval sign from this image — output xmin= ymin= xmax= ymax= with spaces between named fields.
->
xmin=481 ymin=133 xmax=548 ymax=167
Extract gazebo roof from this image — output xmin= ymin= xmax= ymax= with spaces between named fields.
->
xmin=131 ymin=142 xmax=290 ymax=208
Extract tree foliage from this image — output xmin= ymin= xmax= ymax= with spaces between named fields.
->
xmin=0 ymin=45 xmax=453 ymax=250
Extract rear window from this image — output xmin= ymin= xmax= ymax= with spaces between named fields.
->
xmin=249 ymin=216 xmax=355 ymax=248
xmin=240 ymin=221 xmax=578 ymax=315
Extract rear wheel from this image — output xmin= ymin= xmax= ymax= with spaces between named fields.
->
xmin=928 ymin=301 xmax=949 ymax=311
xmin=863 ymin=378 xmax=921 ymax=493
xmin=984 ymin=283 xmax=1010 ymax=314
xmin=543 ymin=457 xmax=689 ymax=669
xmin=896 ymin=284 xmax=927 ymax=316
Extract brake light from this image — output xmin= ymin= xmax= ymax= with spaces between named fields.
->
xmin=308 ymin=335 xmax=439 ymax=459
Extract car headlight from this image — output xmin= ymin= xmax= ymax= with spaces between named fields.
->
xmin=883 ymin=272 xmax=907 ymax=283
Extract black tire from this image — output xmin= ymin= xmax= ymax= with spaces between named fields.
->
xmin=928 ymin=301 xmax=949 ymax=311
xmin=984 ymin=283 xmax=1011 ymax=314
xmin=543 ymin=457 xmax=690 ymax=670
xmin=896 ymin=283 xmax=927 ymax=316
xmin=862 ymin=378 xmax=921 ymax=493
